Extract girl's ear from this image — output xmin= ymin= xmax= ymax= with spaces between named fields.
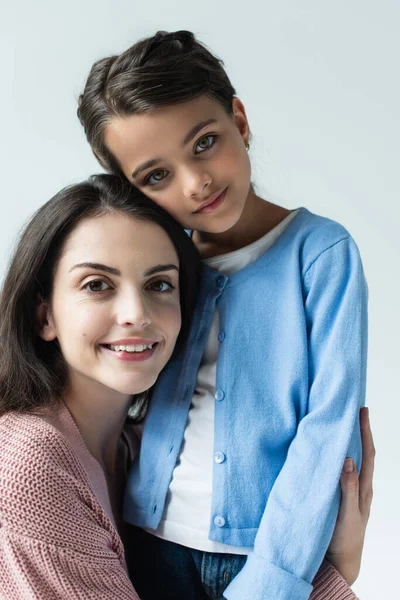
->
xmin=36 ymin=297 xmax=57 ymax=342
xmin=232 ymin=97 xmax=250 ymax=147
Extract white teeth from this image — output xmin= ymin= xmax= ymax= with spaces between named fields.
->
xmin=108 ymin=343 xmax=154 ymax=353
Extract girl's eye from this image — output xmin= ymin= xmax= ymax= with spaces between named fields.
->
xmin=147 ymin=280 xmax=174 ymax=293
xmin=83 ymin=280 xmax=111 ymax=293
xmin=146 ymin=169 xmax=169 ymax=186
xmin=195 ymin=134 xmax=216 ymax=154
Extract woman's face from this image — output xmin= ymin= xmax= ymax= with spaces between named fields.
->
xmin=104 ymin=96 xmax=252 ymax=235
xmin=39 ymin=212 xmax=181 ymax=400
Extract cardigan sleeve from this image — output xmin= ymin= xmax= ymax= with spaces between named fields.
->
xmin=0 ymin=415 xmax=140 ymax=600
xmin=224 ymin=236 xmax=367 ymax=600
xmin=0 ymin=530 xmax=139 ymax=600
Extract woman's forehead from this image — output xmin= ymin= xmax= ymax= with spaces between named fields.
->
xmin=57 ymin=213 xmax=178 ymax=272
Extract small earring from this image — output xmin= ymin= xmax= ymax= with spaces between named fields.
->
xmin=245 ymin=142 xmax=250 ymax=152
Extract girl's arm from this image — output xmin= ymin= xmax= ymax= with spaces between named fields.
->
xmin=307 ymin=409 xmax=374 ymax=600
xmin=224 ymin=236 xmax=368 ymax=600
xmin=327 ymin=407 xmax=375 ymax=584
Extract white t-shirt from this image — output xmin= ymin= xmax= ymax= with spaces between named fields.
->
xmin=147 ymin=210 xmax=299 ymax=553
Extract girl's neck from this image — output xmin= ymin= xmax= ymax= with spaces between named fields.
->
xmin=192 ymin=191 xmax=290 ymax=259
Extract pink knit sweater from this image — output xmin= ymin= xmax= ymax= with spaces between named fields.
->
xmin=0 ymin=406 xmax=357 ymax=599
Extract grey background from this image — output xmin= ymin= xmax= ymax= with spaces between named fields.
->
xmin=1 ymin=1 xmax=399 ymax=597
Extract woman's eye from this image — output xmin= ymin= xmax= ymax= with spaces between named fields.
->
xmin=147 ymin=280 xmax=173 ymax=293
xmin=146 ymin=169 xmax=168 ymax=186
xmin=195 ymin=134 xmax=216 ymax=154
xmin=83 ymin=280 xmax=111 ymax=293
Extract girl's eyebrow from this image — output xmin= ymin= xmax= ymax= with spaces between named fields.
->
xmin=68 ymin=262 xmax=179 ymax=277
xmin=132 ymin=159 xmax=161 ymax=180
xmin=181 ymin=118 xmax=217 ymax=146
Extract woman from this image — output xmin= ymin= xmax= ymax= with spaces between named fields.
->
xmin=0 ymin=174 xmax=199 ymax=599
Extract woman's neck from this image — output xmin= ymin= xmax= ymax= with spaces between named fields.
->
xmin=193 ymin=191 xmax=290 ymax=259
xmin=62 ymin=377 xmax=131 ymax=481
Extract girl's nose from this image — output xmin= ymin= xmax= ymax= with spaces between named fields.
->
xmin=182 ymin=167 xmax=212 ymax=200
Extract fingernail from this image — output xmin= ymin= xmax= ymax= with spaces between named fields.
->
xmin=344 ymin=458 xmax=354 ymax=473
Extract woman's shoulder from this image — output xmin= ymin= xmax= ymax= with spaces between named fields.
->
xmin=0 ymin=409 xmax=85 ymax=479
xmin=0 ymin=410 xmax=106 ymax=547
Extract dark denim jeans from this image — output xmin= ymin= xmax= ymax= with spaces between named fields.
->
xmin=123 ymin=525 xmax=247 ymax=600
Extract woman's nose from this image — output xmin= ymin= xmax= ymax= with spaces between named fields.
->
xmin=116 ymin=290 xmax=152 ymax=329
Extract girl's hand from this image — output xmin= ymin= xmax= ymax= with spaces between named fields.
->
xmin=326 ymin=407 xmax=375 ymax=585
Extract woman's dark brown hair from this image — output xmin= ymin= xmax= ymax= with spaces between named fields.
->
xmin=77 ymin=30 xmax=236 ymax=175
xmin=0 ymin=174 xmax=200 ymax=418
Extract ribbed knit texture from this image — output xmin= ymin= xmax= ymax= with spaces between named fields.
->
xmin=0 ymin=410 xmax=139 ymax=599
xmin=311 ymin=561 xmax=358 ymax=599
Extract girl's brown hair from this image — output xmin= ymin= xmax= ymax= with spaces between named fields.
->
xmin=77 ymin=30 xmax=236 ymax=175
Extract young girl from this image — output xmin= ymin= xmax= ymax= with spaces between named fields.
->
xmin=0 ymin=174 xmax=200 ymax=599
xmin=78 ymin=31 xmax=369 ymax=600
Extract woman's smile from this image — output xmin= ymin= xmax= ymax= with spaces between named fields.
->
xmin=100 ymin=338 xmax=160 ymax=362
xmin=41 ymin=212 xmax=181 ymax=397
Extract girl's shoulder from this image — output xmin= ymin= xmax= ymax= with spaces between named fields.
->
xmin=291 ymin=208 xmax=352 ymax=248
xmin=287 ymin=208 xmax=361 ymax=274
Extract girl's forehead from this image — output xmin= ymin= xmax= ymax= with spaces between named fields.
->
xmin=108 ymin=96 xmax=226 ymax=141
xmin=104 ymin=96 xmax=231 ymax=174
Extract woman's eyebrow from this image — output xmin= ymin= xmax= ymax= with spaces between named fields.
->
xmin=69 ymin=262 xmax=121 ymax=276
xmin=144 ymin=264 xmax=179 ymax=277
xmin=181 ymin=119 xmax=217 ymax=146
xmin=68 ymin=263 xmax=179 ymax=277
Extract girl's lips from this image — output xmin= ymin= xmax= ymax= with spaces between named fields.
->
xmin=195 ymin=188 xmax=227 ymax=214
xmin=100 ymin=343 xmax=158 ymax=362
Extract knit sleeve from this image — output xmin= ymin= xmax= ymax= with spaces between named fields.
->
xmin=310 ymin=561 xmax=358 ymax=600
xmin=0 ymin=530 xmax=139 ymax=600
xmin=0 ymin=415 xmax=139 ymax=600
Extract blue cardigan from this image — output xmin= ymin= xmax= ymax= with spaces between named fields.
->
xmin=124 ymin=208 xmax=368 ymax=600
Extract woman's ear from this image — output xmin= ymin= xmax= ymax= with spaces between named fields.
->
xmin=232 ymin=97 xmax=250 ymax=147
xmin=36 ymin=297 xmax=57 ymax=342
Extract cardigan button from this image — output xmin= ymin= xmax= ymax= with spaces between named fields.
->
xmin=214 ymin=515 xmax=226 ymax=528
xmin=214 ymin=389 xmax=225 ymax=402
xmin=214 ymin=452 xmax=226 ymax=464
xmin=216 ymin=275 xmax=225 ymax=288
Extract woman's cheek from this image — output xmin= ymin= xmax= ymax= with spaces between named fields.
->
xmin=158 ymin=301 xmax=182 ymax=340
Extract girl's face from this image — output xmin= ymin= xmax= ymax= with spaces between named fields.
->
xmin=39 ymin=212 xmax=181 ymax=400
xmin=104 ymin=96 xmax=252 ymax=234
